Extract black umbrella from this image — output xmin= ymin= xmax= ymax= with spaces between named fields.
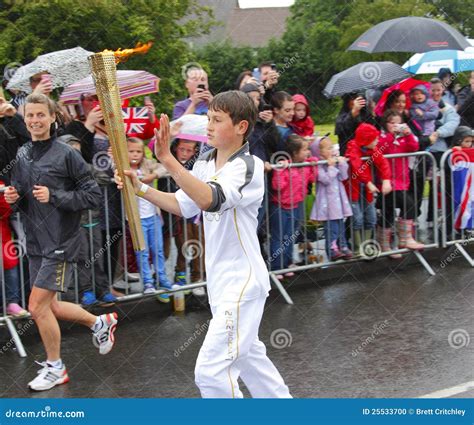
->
xmin=348 ymin=17 xmax=470 ymax=53
xmin=322 ymin=61 xmax=411 ymax=98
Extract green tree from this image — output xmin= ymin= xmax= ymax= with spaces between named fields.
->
xmin=261 ymin=0 xmax=436 ymax=122
xmin=194 ymin=40 xmax=260 ymax=92
xmin=0 ymin=0 xmax=215 ymax=113
xmin=428 ymin=0 xmax=474 ymax=35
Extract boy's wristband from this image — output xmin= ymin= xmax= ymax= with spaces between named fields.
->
xmin=137 ymin=183 xmax=149 ymax=197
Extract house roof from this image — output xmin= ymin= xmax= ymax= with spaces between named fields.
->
xmin=187 ymin=1 xmax=290 ymax=47
xmin=226 ymin=7 xmax=290 ymax=46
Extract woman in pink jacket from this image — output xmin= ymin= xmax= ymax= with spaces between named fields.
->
xmin=270 ymin=135 xmax=317 ymax=278
xmin=377 ymin=110 xmax=424 ymax=252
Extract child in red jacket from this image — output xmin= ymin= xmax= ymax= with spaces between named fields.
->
xmin=377 ymin=110 xmax=424 ymax=252
xmin=0 ymin=180 xmax=27 ymax=316
xmin=290 ymin=94 xmax=315 ymax=137
xmin=345 ymin=124 xmax=392 ymax=256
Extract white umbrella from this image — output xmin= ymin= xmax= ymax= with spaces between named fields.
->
xmin=6 ymin=47 xmax=93 ymax=93
xmin=403 ymin=39 xmax=474 ymax=74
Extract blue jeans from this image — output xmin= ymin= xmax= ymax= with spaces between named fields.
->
xmin=269 ymin=205 xmax=300 ymax=271
xmin=351 ymin=200 xmax=376 ymax=230
xmin=1 ymin=266 xmax=21 ymax=304
xmin=135 ymin=215 xmax=171 ymax=288
xmin=324 ymin=219 xmax=348 ymax=255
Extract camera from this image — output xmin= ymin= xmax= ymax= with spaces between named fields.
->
xmin=260 ymin=102 xmax=273 ymax=112
xmin=197 ymin=84 xmax=206 ymax=91
xmin=252 ymin=68 xmax=261 ymax=83
xmin=271 ymin=63 xmax=277 ymax=71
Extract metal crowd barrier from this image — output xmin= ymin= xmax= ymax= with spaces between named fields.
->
xmin=1 ymin=149 xmax=472 ymax=357
xmin=265 ymin=151 xmax=439 ymax=305
xmin=439 ymin=149 xmax=474 ymax=267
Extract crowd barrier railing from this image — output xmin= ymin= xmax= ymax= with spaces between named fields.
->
xmin=439 ymin=149 xmax=474 ymax=267
xmin=3 ymin=149 xmax=471 ymax=356
xmin=265 ymin=151 xmax=439 ymax=305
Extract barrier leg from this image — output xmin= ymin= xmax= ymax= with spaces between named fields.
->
xmin=5 ymin=317 xmax=27 ymax=358
xmin=454 ymin=243 xmax=474 ymax=267
xmin=413 ymin=251 xmax=436 ymax=276
xmin=269 ymin=273 xmax=294 ymax=305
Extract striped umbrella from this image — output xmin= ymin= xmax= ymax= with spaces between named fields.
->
xmin=403 ymin=39 xmax=474 ymax=74
xmin=60 ymin=70 xmax=160 ymax=104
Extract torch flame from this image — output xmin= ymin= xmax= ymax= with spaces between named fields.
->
xmin=101 ymin=41 xmax=153 ymax=64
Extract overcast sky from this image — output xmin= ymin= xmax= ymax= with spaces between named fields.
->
xmin=238 ymin=0 xmax=295 ymax=8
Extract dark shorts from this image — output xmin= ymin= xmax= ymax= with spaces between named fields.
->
xmin=29 ymin=256 xmax=73 ymax=293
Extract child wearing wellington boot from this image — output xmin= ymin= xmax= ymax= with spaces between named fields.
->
xmin=377 ymin=110 xmax=425 ymax=256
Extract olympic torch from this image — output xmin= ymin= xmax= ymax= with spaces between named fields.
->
xmin=88 ymin=51 xmax=146 ymax=251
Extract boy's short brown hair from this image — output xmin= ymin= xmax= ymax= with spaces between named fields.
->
xmin=209 ymin=90 xmax=257 ymax=140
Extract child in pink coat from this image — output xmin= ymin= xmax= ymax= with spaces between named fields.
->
xmin=270 ymin=135 xmax=317 ymax=278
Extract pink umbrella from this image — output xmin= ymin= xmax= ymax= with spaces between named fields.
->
xmin=375 ymin=77 xmax=430 ymax=116
xmin=59 ymin=70 xmax=159 ymax=104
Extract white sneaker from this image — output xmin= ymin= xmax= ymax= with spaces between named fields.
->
xmin=192 ymin=286 xmax=206 ymax=297
xmin=28 ymin=361 xmax=69 ymax=391
xmin=93 ymin=313 xmax=118 ymax=355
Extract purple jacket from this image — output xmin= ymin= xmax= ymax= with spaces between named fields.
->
xmin=172 ymin=98 xmax=209 ymax=120
xmin=409 ymin=85 xmax=439 ymax=136
xmin=311 ymin=160 xmax=352 ymax=221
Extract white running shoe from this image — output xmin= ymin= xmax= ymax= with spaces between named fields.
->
xmin=28 ymin=361 xmax=69 ymax=391
xmin=93 ymin=312 xmax=118 ymax=355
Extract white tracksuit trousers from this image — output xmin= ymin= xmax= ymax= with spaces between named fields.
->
xmin=195 ymin=295 xmax=291 ymax=398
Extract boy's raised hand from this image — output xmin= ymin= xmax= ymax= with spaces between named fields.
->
xmin=153 ymin=114 xmax=183 ymax=161
xmin=154 ymin=114 xmax=172 ymax=161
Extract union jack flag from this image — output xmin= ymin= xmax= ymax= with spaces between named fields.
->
xmin=452 ymin=148 xmax=474 ymax=230
xmin=122 ymin=107 xmax=149 ymax=136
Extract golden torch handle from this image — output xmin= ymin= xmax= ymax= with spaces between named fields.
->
xmin=88 ymin=52 xmax=146 ymax=251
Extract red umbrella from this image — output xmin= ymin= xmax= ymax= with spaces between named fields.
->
xmin=375 ymin=77 xmax=430 ymax=116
